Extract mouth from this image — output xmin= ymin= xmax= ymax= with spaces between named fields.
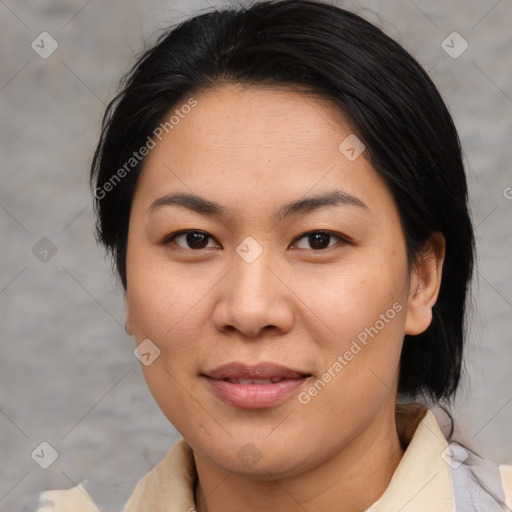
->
xmin=201 ymin=362 xmax=312 ymax=409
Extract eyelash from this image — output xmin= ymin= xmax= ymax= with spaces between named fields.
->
xmin=160 ymin=229 xmax=351 ymax=252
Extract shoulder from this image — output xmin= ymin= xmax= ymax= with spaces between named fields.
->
xmin=499 ymin=464 xmax=512 ymax=509
xmin=36 ymin=440 xmax=194 ymax=512
xmin=446 ymin=440 xmax=512 ymax=511
xmin=37 ymin=482 xmax=101 ymax=512
xmin=122 ymin=438 xmax=196 ymax=511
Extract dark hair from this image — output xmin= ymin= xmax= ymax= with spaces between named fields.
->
xmin=90 ymin=0 xmax=475 ymax=403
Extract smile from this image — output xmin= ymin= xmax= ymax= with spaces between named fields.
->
xmin=201 ymin=362 xmax=312 ymax=409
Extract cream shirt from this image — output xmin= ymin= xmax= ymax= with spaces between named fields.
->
xmin=38 ymin=405 xmax=512 ymax=512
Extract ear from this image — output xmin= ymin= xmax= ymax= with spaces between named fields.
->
xmin=404 ymin=231 xmax=445 ymax=336
xmin=124 ymin=295 xmax=134 ymax=336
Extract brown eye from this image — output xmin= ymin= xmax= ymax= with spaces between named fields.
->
xmin=163 ymin=230 xmax=219 ymax=250
xmin=293 ymin=231 xmax=347 ymax=250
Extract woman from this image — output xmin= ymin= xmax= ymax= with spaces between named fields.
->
xmin=38 ymin=0 xmax=512 ymax=510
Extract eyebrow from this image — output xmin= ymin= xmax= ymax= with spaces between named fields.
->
xmin=148 ymin=189 xmax=368 ymax=222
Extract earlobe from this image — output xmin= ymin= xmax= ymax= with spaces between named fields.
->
xmin=124 ymin=298 xmax=134 ymax=336
xmin=404 ymin=231 xmax=445 ymax=336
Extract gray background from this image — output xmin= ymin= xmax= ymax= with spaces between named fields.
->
xmin=1 ymin=0 xmax=511 ymax=510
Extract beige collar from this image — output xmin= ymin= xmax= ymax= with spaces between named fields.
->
xmin=367 ymin=404 xmax=454 ymax=511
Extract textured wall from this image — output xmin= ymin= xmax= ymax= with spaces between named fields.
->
xmin=1 ymin=1 xmax=511 ymax=510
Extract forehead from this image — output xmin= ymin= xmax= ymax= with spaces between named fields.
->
xmin=161 ymin=83 xmax=353 ymax=159
xmin=133 ymin=83 xmax=395 ymax=218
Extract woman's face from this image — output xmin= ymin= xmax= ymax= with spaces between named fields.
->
xmin=125 ymin=83 xmax=437 ymax=478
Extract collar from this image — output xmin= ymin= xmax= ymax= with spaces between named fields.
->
xmin=367 ymin=404 xmax=454 ymax=511
xmin=123 ymin=404 xmax=454 ymax=512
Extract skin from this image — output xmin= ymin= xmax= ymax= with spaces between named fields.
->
xmin=124 ymin=83 xmax=445 ymax=512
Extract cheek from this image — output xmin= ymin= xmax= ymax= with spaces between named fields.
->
xmin=127 ymin=255 xmax=207 ymax=339
xmin=128 ymin=271 xmax=208 ymax=429
xmin=289 ymin=253 xmax=408 ymax=398
xmin=296 ymin=303 xmax=406 ymax=439
xmin=289 ymin=252 xmax=407 ymax=341
xmin=126 ymin=261 xmax=210 ymax=417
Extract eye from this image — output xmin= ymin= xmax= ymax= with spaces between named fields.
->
xmin=162 ymin=230 xmax=220 ymax=250
xmin=161 ymin=229 xmax=349 ymax=251
xmin=292 ymin=230 xmax=349 ymax=251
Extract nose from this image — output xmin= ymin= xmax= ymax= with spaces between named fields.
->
xmin=212 ymin=245 xmax=294 ymax=339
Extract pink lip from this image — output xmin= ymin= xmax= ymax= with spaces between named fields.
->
xmin=202 ymin=362 xmax=311 ymax=409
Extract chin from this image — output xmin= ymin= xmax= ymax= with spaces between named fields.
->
xmin=191 ymin=429 xmax=317 ymax=479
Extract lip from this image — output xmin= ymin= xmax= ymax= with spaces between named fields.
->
xmin=201 ymin=362 xmax=312 ymax=409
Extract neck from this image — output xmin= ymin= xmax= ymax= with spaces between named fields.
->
xmin=194 ymin=405 xmax=405 ymax=512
